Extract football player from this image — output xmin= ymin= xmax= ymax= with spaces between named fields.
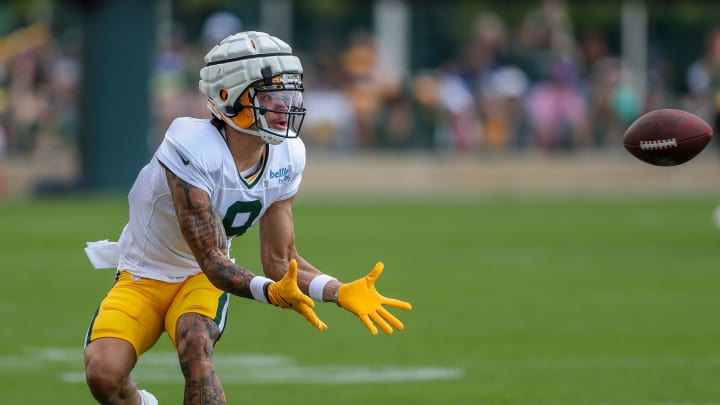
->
xmin=83 ymin=31 xmax=412 ymax=405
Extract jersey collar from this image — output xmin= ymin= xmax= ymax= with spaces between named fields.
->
xmin=238 ymin=144 xmax=269 ymax=188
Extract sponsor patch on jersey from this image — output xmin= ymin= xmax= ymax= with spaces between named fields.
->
xmin=268 ymin=167 xmax=291 ymax=183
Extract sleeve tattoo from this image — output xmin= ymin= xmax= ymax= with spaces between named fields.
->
xmin=166 ymin=169 xmax=256 ymax=299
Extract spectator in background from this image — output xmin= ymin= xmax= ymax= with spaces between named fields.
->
xmin=436 ymin=62 xmax=483 ymax=153
xmin=1 ymin=23 xmax=48 ymax=156
xmin=515 ymin=0 xmax=575 ymax=82
xmin=686 ymin=26 xmax=720 ymax=229
xmin=409 ymin=71 xmax=443 ymax=150
xmin=579 ymin=30 xmax=640 ymax=149
xmin=468 ymin=13 xmax=529 ymax=150
xmin=686 ymin=26 xmax=720 ymax=141
xmin=46 ymin=53 xmax=80 ymax=150
xmin=481 ymin=65 xmax=529 ymax=150
xmin=6 ymin=51 xmax=48 ymax=155
xmin=512 ymin=0 xmax=583 ymax=150
xmin=201 ymin=11 xmax=243 ymax=45
xmin=430 ymin=13 xmax=510 ymax=154
xmin=644 ymin=36 xmax=678 ymax=114
xmin=340 ymin=30 xmax=401 ymax=148
xmin=150 ymin=12 xmax=246 ymax=147
xmin=300 ymin=40 xmax=358 ymax=150
xmin=375 ymin=82 xmax=416 ymax=149
xmin=524 ymin=56 xmax=589 ymax=150
xmin=152 ymin=25 xmax=194 ymax=144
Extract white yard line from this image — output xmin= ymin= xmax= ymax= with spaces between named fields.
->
xmin=1 ymin=347 xmax=463 ymax=385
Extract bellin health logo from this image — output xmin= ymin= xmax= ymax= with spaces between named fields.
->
xmin=269 ymin=167 xmax=290 ymax=183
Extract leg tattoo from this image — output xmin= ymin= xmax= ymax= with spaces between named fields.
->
xmin=177 ymin=313 xmax=226 ymax=405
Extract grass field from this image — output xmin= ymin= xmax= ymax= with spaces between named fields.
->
xmin=2 ymin=194 xmax=720 ymax=404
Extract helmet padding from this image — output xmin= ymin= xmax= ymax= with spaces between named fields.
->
xmin=199 ymin=31 xmax=304 ymax=144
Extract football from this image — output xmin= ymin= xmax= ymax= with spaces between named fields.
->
xmin=623 ymin=109 xmax=713 ymax=166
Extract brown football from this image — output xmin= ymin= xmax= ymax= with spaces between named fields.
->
xmin=623 ymin=109 xmax=713 ymax=166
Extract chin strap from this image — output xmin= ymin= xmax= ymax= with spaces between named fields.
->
xmin=237 ymin=126 xmax=285 ymax=145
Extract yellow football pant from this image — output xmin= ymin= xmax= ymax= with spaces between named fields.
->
xmin=85 ymin=270 xmax=229 ymax=358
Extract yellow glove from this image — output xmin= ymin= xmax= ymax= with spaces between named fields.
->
xmin=267 ymin=259 xmax=328 ymax=331
xmin=337 ymin=262 xmax=413 ymax=335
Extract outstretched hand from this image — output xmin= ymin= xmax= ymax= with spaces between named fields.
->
xmin=337 ymin=262 xmax=413 ymax=335
xmin=267 ymin=259 xmax=328 ymax=331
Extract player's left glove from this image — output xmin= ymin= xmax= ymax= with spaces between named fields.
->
xmin=267 ymin=259 xmax=328 ymax=331
xmin=336 ymin=262 xmax=412 ymax=335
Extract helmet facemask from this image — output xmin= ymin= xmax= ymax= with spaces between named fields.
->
xmin=233 ymin=73 xmax=306 ymax=145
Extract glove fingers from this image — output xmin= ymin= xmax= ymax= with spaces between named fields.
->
xmin=377 ymin=306 xmax=405 ymax=331
xmin=286 ymin=259 xmax=298 ymax=279
xmin=366 ymin=262 xmax=384 ymax=282
xmin=359 ymin=314 xmax=378 ymax=335
xmin=293 ymin=290 xmax=316 ymax=309
xmin=297 ymin=301 xmax=328 ymax=331
xmin=369 ymin=311 xmax=393 ymax=335
xmin=381 ymin=297 xmax=413 ymax=311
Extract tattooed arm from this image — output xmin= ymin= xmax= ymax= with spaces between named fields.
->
xmin=165 ymin=168 xmax=255 ymax=299
xmin=165 ymin=168 xmax=328 ymax=329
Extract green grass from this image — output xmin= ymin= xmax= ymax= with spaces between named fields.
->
xmin=2 ymin=195 xmax=720 ymax=404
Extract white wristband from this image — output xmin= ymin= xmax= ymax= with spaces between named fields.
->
xmin=250 ymin=276 xmax=273 ymax=304
xmin=308 ymin=274 xmax=337 ymax=302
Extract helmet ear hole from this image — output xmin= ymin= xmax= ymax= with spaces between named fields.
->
xmin=217 ymin=89 xmax=236 ymax=116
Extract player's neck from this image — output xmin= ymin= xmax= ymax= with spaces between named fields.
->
xmin=224 ymin=127 xmax=267 ymax=172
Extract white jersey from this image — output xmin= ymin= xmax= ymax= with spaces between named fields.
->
xmin=117 ymin=117 xmax=305 ymax=282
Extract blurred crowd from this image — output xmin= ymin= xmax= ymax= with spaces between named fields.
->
xmin=0 ymin=21 xmax=80 ymax=159
xmin=2 ymin=0 xmax=720 ymax=173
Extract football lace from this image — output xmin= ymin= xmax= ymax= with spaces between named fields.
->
xmin=639 ymin=138 xmax=678 ymax=150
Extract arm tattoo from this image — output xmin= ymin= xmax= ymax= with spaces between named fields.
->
xmin=166 ymin=169 xmax=255 ymax=299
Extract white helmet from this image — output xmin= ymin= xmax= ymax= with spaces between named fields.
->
xmin=199 ymin=31 xmax=305 ymax=145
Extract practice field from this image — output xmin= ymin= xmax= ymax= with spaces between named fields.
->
xmin=2 ymin=194 xmax=720 ymax=404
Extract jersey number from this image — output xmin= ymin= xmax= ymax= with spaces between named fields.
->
xmin=222 ymin=200 xmax=262 ymax=237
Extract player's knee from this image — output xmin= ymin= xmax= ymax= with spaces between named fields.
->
xmin=176 ymin=315 xmax=218 ymax=359
xmin=85 ymin=349 xmax=135 ymax=402
xmin=85 ymin=360 xmax=127 ymax=401
xmin=178 ymin=331 xmax=214 ymax=360
xmin=177 ymin=332 xmax=215 ymax=377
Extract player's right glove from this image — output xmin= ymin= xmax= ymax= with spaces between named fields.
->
xmin=336 ymin=262 xmax=412 ymax=335
xmin=267 ymin=259 xmax=328 ymax=331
